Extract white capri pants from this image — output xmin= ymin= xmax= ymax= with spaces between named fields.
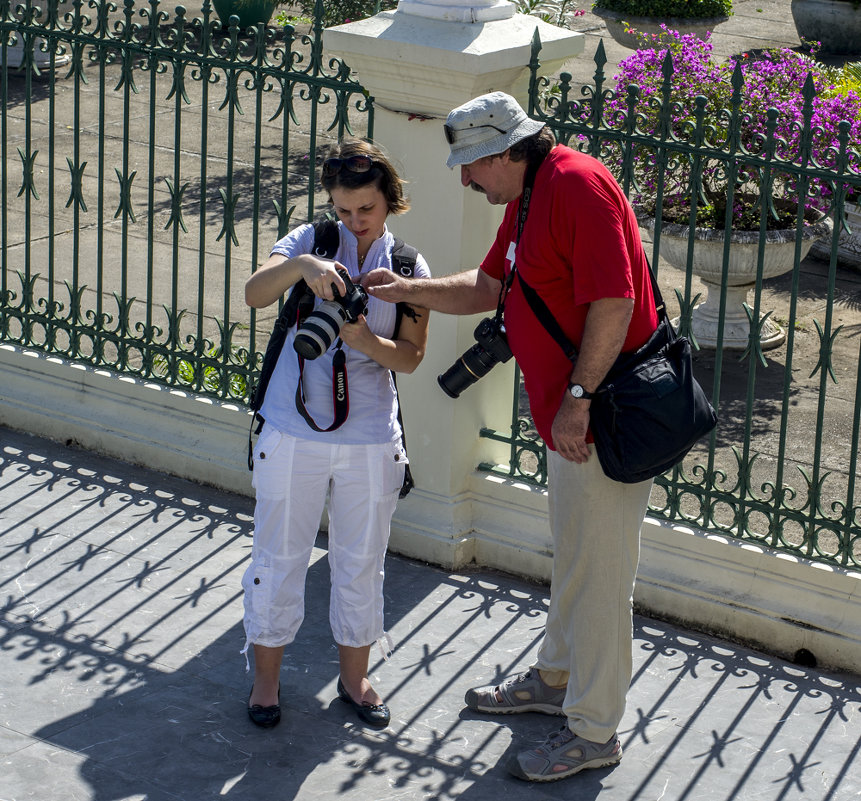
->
xmin=242 ymin=424 xmax=406 ymax=654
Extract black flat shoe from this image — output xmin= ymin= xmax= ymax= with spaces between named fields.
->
xmin=247 ymin=685 xmax=281 ymax=729
xmin=337 ymin=678 xmax=390 ymax=728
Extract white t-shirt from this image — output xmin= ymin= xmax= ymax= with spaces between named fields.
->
xmin=259 ymin=221 xmax=431 ymax=445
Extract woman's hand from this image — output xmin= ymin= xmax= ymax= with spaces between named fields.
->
xmin=338 ymin=315 xmax=376 ymax=352
xmin=245 ymin=253 xmax=348 ymax=308
xmin=297 ymin=255 xmax=348 ymax=301
xmin=339 ymin=304 xmax=429 ymax=374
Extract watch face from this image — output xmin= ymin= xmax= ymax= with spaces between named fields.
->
xmin=570 ymin=384 xmax=584 ymax=398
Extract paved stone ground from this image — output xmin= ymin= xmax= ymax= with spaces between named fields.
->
xmin=1 ymin=425 xmax=860 ymax=801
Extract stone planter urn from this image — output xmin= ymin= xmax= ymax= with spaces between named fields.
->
xmin=592 ymin=6 xmax=729 ymax=49
xmin=5 ymin=35 xmax=70 ymax=70
xmin=638 ymin=213 xmax=833 ymax=350
xmin=212 ymin=0 xmax=278 ymax=30
xmin=790 ymin=0 xmax=861 ymax=55
xmin=809 ymin=201 xmax=861 ymax=271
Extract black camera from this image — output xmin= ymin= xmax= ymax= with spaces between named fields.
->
xmin=293 ymin=268 xmax=369 ymax=360
xmin=437 ymin=316 xmax=513 ymax=399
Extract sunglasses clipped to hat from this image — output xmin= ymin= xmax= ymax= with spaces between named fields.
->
xmin=443 ymin=91 xmax=545 ymax=169
xmin=443 ymin=122 xmax=507 ymax=145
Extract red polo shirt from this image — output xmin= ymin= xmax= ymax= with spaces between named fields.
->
xmin=480 ymin=145 xmax=658 ymax=450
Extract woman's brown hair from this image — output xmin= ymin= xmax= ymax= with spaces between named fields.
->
xmin=321 ymin=139 xmax=410 ymax=215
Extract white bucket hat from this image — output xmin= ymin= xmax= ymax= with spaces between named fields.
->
xmin=444 ymin=92 xmax=546 ymax=169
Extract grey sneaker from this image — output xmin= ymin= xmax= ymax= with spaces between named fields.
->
xmin=464 ymin=669 xmax=566 ymax=715
xmin=508 ymin=725 xmax=622 ymax=782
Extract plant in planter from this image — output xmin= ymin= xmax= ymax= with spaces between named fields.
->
xmin=287 ymin=0 xmax=398 ymax=27
xmin=592 ymin=0 xmax=732 ymax=49
xmin=810 ymin=61 xmax=861 ymax=268
xmin=212 ymin=0 xmax=282 ymax=31
xmin=213 ymin=0 xmax=397 ymax=32
xmin=605 ymin=30 xmax=861 ymax=348
xmin=517 ymin=0 xmax=586 ymax=28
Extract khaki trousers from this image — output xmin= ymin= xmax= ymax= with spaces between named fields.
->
xmin=535 ymin=446 xmax=652 ymax=743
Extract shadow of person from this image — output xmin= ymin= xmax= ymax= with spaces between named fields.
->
xmin=24 ymin=556 xmax=388 ymax=800
xmin=3 ymin=427 xmax=548 ymax=799
xmin=18 ymin=541 xmax=561 ymax=800
xmin=0 ymin=428 xmax=485 ymax=800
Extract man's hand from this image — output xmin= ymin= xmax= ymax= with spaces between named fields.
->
xmin=551 ymin=296 xmax=634 ymax=462
xmin=551 ymin=394 xmax=591 ymax=463
xmin=361 ymin=268 xmax=410 ymax=303
xmin=361 ymin=267 xmax=499 ymax=316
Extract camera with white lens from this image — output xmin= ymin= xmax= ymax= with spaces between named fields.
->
xmin=293 ymin=268 xmax=369 ymax=360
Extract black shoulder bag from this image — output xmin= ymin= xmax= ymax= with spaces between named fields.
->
xmin=517 ymin=266 xmax=718 ymax=483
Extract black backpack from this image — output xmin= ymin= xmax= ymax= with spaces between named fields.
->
xmin=248 ymin=220 xmax=419 ymax=498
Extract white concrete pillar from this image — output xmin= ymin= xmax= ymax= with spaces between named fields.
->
xmin=324 ymin=4 xmax=584 ymax=566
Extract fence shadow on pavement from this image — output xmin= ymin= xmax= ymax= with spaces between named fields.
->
xmin=2 ymin=427 xmax=860 ymax=800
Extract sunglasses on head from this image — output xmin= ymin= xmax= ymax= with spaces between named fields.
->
xmin=443 ymin=123 xmax=508 ymax=145
xmin=322 ymin=154 xmax=375 ymax=177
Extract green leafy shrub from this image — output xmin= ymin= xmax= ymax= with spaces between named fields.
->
xmin=517 ymin=0 xmax=586 ymax=27
xmin=592 ymin=0 xmax=732 ymax=19
xmin=821 ymin=61 xmax=861 ymax=100
xmin=821 ymin=61 xmax=861 ymax=201
xmin=288 ymin=0 xmax=397 ymax=27
xmin=153 ymin=346 xmax=248 ymax=399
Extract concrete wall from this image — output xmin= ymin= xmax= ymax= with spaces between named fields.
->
xmin=2 ymin=342 xmax=859 ymax=675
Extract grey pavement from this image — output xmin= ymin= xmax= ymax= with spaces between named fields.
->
xmin=557 ymin=0 xmax=819 ymax=87
xmin=3 ymin=2 xmax=861 ymax=800
xmin=2 ymin=427 xmax=861 ymax=801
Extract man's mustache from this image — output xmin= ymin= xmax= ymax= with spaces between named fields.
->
xmin=469 ymin=181 xmax=486 ymax=194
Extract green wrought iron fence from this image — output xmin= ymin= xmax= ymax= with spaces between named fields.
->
xmin=0 ymin=0 xmax=372 ymax=399
xmin=483 ymin=33 xmax=861 ymax=569
xmin=3 ymin=4 xmax=860 ymax=572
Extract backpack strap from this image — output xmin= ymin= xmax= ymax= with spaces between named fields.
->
xmin=247 ymin=220 xmax=340 ymax=469
xmin=391 ymin=237 xmax=419 ymax=340
xmin=391 ymin=237 xmax=417 ymax=276
xmin=312 ymin=218 xmax=340 ymax=259
xmin=248 ymin=221 xmax=337 ymax=413
xmin=389 ymin=237 xmax=420 ymax=497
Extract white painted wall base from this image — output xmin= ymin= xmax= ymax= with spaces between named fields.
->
xmin=2 ymin=344 xmax=857 ymax=674
xmin=0 ymin=344 xmax=253 ymax=497
xmin=636 ymin=519 xmax=861 ymax=674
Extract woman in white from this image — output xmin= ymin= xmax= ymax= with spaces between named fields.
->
xmin=242 ymin=139 xmax=430 ymax=729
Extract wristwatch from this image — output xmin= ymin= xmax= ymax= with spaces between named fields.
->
xmin=567 ymin=382 xmax=595 ymax=400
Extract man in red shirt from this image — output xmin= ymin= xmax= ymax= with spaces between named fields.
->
xmin=364 ymin=91 xmax=658 ymax=783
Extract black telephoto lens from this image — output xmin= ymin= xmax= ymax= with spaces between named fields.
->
xmin=292 ymin=269 xmax=368 ymax=360
xmin=437 ymin=344 xmax=500 ymax=398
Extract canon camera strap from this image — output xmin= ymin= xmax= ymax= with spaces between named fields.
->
xmin=294 ymin=343 xmax=350 ymax=432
